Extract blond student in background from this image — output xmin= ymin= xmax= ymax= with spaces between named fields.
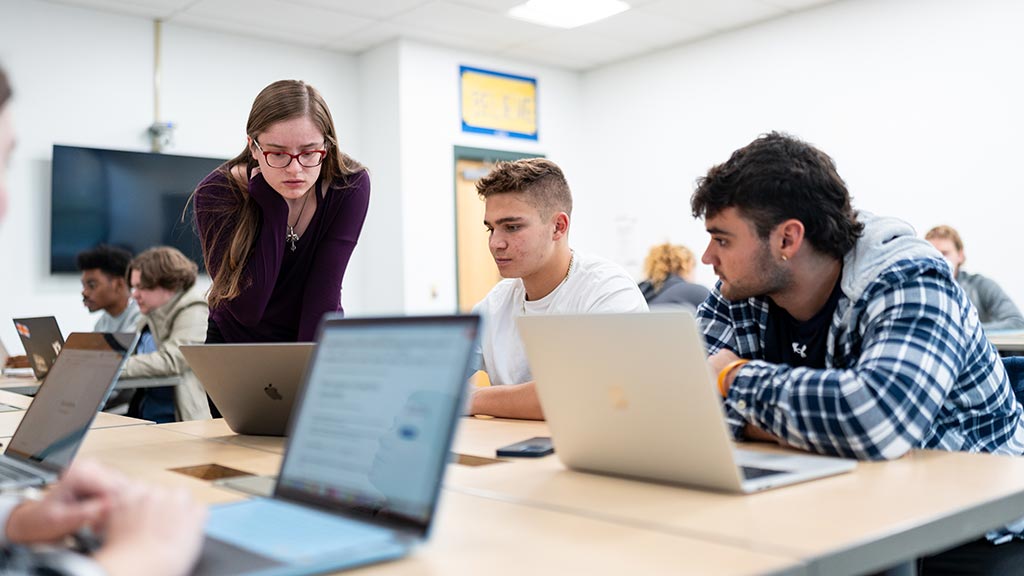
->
xmin=638 ymin=242 xmax=710 ymax=310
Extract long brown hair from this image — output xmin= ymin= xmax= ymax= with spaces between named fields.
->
xmin=193 ymin=80 xmax=364 ymax=309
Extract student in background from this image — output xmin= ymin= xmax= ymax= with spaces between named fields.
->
xmin=122 ymin=247 xmax=211 ymax=422
xmin=193 ymin=79 xmax=370 ymax=344
xmin=925 ymin=225 xmax=1024 ymax=331
xmin=693 ymin=132 xmax=1024 ymax=573
xmin=470 ymin=158 xmax=648 ymax=420
xmin=77 ymin=244 xmax=140 ymax=333
xmin=0 ymin=62 xmax=206 ymax=576
xmin=638 ymin=242 xmax=709 ymax=310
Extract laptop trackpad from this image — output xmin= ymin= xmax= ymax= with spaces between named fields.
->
xmin=203 ymin=499 xmax=396 ymax=565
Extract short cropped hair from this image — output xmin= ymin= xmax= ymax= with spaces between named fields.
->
xmin=76 ymin=245 xmax=133 ymax=279
xmin=128 ymin=247 xmax=198 ymax=292
xmin=925 ymin=225 xmax=964 ymax=252
xmin=477 ymin=158 xmax=573 ymax=217
xmin=690 ymin=132 xmax=863 ymax=260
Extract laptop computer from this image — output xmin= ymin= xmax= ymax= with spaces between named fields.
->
xmin=0 ymin=332 xmax=137 ymax=488
xmin=518 ymin=311 xmax=856 ymax=493
xmin=182 ymin=343 xmax=316 ymax=436
xmin=193 ymin=314 xmax=480 ymax=576
xmin=12 ymin=316 xmax=64 ymax=380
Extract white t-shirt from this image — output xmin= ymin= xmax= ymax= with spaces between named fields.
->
xmin=471 ymin=251 xmax=648 ymax=386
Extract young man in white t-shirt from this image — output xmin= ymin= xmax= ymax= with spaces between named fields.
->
xmin=470 ymin=158 xmax=647 ymax=420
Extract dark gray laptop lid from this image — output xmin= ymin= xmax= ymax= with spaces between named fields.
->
xmin=12 ymin=316 xmax=64 ymax=380
xmin=6 ymin=332 xmax=137 ymax=473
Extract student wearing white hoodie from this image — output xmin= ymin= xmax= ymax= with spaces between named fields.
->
xmin=692 ymin=132 xmax=1024 ymax=574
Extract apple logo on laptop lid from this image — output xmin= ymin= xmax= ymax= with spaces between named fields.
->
xmin=264 ymin=384 xmax=283 ymax=401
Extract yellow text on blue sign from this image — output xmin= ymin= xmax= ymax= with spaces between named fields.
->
xmin=460 ymin=66 xmax=537 ymax=140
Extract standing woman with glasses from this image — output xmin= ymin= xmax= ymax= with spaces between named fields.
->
xmin=193 ymin=79 xmax=369 ymax=345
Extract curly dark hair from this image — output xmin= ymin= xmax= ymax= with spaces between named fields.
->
xmin=76 ymin=244 xmax=133 ymax=278
xmin=690 ymin=132 xmax=863 ymax=259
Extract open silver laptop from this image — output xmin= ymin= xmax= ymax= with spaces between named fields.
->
xmin=12 ymin=316 xmax=64 ymax=380
xmin=182 ymin=343 xmax=315 ymax=436
xmin=518 ymin=312 xmax=856 ymax=493
xmin=0 ymin=332 xmax=136 ymax=488
xmin=193 ymin=314 xmax=480 ymax=576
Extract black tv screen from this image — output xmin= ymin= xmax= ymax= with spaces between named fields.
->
xmin=50 ymin=145 xmax=225 ymax=273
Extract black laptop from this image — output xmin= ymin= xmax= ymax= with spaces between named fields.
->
xmin=12 ymin=317 xmax=64 ymax=380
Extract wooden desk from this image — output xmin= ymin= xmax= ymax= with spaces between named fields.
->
xmin=448 ymin=418 xmax=1024 ymax=576
xmin=83 ymin=421 xmax=805 ymax=576
xmin=158 ymin=418 xmax=286 ymax=454
xmin=988 ymin=330 xmax=1024 ymax=352
xmin=0 ymin=408 xmax=150 ymax=438
xmin=0 ymin=374 xmax=183 ymax=394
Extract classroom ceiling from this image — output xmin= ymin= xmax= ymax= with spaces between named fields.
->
xmin=42 ymin=0 xmax=841 ymax=70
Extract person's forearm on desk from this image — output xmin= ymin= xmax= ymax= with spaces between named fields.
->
xmin=470 ymin=382 xmax=545 ymax=420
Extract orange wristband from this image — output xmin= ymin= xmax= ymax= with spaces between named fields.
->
xmin=717 ymin=359 xmax=749 ymax=398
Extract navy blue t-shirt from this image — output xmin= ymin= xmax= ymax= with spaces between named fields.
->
xmin=764 ymin=278 xmax=843 ymax=368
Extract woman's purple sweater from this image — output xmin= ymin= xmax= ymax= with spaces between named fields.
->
xmin=194 ymin=169 xmax=370 ymax=343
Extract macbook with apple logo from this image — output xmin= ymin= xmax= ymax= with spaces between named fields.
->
xmin=181 ymin=343 xmax=316 ymax=436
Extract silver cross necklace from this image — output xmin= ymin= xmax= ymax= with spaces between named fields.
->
xmin=285 ymin=189 xmax=312 ymax=252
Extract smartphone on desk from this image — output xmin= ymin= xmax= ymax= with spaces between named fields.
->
xmin=496 ymin=436 xmax=554 ymax=458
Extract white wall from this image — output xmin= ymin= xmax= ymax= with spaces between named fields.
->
xmin=579 ymin=0 xmax=1024 ymax=304
xmin=6 ymin=0 xmax=1023 ymax=347
xmin=0 ymin=0 xmax=359 ymax=346
xmin=396 ymin=40 xmax=582 ymax=313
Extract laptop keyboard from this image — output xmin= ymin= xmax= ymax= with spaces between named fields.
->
xmin=740 ymin=465 xmax=785 ymax=480
xmin=0 ymin=460 xmax=43 ymax=485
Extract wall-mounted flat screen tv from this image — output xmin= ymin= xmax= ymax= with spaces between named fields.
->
xmin=50 ymin=145 xmax=225 ymax=273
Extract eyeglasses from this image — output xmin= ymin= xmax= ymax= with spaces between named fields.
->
xmin=252 ymin=139 xmax=328 ymax=168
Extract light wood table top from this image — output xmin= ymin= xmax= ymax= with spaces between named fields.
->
xmin=88 ymin=421 xmax=805 ymax=576
xmin=0 ymin=389 xmax=32 ymax=409
xmin=447 ymin=418 xmax=1024 ymax=576
xmin=988 ymin=331 xmax=1024 ymax=352
xmin=352 ymin=490 xmax=803 ymax=576
xmin=0 ymin=408 xmax=151 ymax=439
xmin=158 ymin=418 xmax=287 ymax=454
xmin=77 ymin=425 xmax=282 ymax=505
xmin=0 ymin=375 xmax=183 ymax=394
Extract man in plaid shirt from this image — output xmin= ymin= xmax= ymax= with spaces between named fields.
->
xmin=692 ymin=132 xmax=1024 ymax=574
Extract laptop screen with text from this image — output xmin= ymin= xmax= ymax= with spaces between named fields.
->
xmin=277 ymin=317 xmax=478 ymax=532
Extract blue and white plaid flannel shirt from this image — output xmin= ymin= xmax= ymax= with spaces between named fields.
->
xmin=699 ymin=256 xmax=1024 ymax=461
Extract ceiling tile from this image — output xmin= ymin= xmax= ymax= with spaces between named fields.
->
xmin=581 ymin=6 xmax=708 ymax=47
xmin=640 ymin=0 xmax=785 ymax=30
xmin=761 ymin=0 xmax=833 ymax=9
xmin=445 ymin=0 xmax=526 ymax=14
xmin=502 ymin=28 xmax=645 ymax=71
xmin=390 ymin=0 xmax=552 ymax=45
xmin=176 ymin=0 xmax=374 ymax=43
xmin=322 ymin=22 xmax=405 ymax=52
xmin=289 ymin=0 xmax=431 ymax=19
xmin=42 ymin=0 xmax=193 ymax=19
